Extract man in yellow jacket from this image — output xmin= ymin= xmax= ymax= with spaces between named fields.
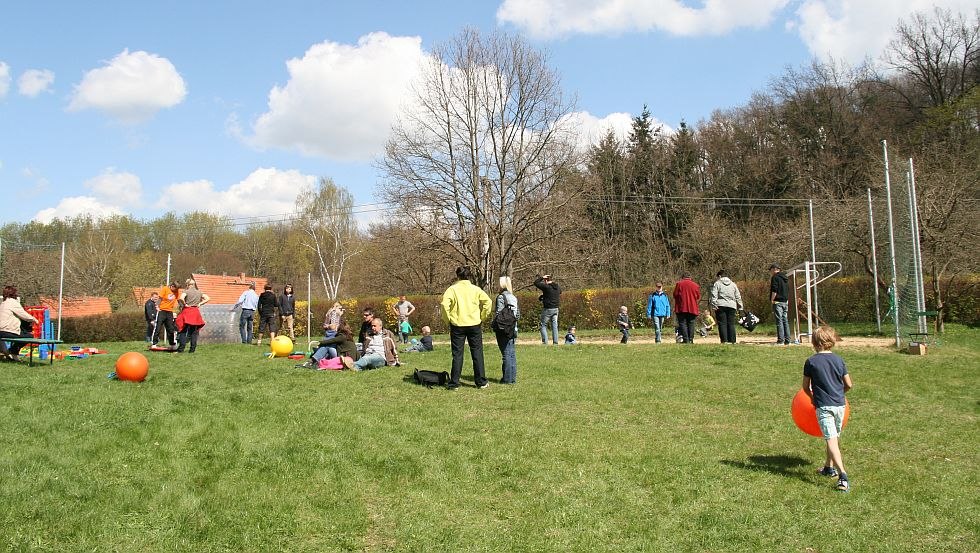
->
xmin=441 ymin=266 xmax=493 ymax=390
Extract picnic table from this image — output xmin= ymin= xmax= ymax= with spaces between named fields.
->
xmin=4 ymin=337 xmax=64 ymax=366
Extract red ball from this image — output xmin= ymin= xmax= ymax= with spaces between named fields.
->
xmin=791 ymin=388 xmax=850 ymax=437
xmin=115 ymin=352 xmax=149 ymax=382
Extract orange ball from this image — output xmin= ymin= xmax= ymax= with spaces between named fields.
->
xmin=115 ymin=352 xmax=149 ymax=382
xmin=791 ymin=388 xmax=850 ymax=437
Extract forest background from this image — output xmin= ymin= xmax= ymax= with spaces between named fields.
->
xmin=1 ymin=9 xmax=977 ymax=329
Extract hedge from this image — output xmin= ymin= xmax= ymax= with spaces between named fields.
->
xmin=54 ymin=277 xmax=978 ymax=342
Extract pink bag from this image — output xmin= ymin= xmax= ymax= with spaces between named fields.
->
xmin=317 ymin=357 xmax=344 ymax=370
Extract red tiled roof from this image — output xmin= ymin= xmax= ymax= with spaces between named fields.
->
xmin=132 ymin=286 xmax=157 ymax=306
xmin=39 ymin=296 xmax=112 ymax=318
xmin=191 ymin=273 xmax=270 ymax=305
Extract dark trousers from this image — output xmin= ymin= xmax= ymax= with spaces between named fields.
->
xmin=154 ymin=311 xmax=176 ymax=346
xmin=677 ymin=312 xmax=697 ymax=343
xmin=449 ymin=324 xmax=487 ymax=387
xmin=145 ymin=321 xmax=155 ymax=342
xmin=177 ymin=325 xmax=201 ymax=352
xmin=716 ymin=307 xmax=738 ymax=343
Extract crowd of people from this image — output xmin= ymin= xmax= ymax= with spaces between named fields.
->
xmin=144 ymin=279 xmax=211 ymax=353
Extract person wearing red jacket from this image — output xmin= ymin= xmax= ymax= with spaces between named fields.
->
xmin=673 ymin=272 xmax=701 ymax=344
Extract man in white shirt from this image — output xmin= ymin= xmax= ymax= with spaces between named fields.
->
xmin=230 ymin=282 xmax=260 ymax=344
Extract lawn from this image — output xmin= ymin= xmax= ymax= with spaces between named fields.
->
xmin=1 ymin=327 xmax=977 ymax=552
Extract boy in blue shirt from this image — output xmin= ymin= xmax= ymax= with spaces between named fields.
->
xmin=803 ymin=326 xmax=854 ymax=492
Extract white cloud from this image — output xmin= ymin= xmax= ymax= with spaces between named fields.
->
xmin=84 ymin=168 xmax=142 ymax=206
xmin=560 ymin=110 xmax=673 ymax=152
xmin=249 ymin=32 xmax=427 ymax=161
xmin=0 ymin=62 xmax=10 ymax=98
xmin=791 ymin=0 xmax=978 ymax=63
xmin=68 ymin=49 xmax=186 ymax=123
xmin=159 ymin=168 xmax=317 ymax=218
xmin=33 ymin=196 xmax=124 ymax=224
xmin=497 ymin=0 xmax=789 ymax=38
xmin=18 ymin=69 xmax=55 ymax=97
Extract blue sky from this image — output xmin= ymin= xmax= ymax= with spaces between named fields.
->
xmin=0 ymin=0 xmax=971 ymax=226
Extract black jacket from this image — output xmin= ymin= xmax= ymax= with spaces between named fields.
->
xmin=770 ymin=272 xmax=789 ymax=302
xmin=144 ymin=299 xmax=157 ymax=322
xmin=534 ymin=277 xmax=562 ymax=309
xmin=258 ymin=291 xmax=278 ymax=317
xmin=278 ymin=293 xmax=295 ymax=316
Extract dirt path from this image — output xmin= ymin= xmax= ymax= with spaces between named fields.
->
xmin=514 ymin=334 xmax=895 ymax=348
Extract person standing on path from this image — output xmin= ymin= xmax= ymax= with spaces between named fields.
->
xmin=769 ymin=263 xmax=791 ymax=345
xmin=441 ymin=266 xmax=492 ymax=390
xmin=646 ymin=282 xmax=671 ymax=344
xmin=709 ymin=269 xmax=743 ymax=344
xmin=278 ymin=284 xmax=296 ymax=341
xmin=392 ymin=295 xmax=416 ymax=343
xmin=673 ymin=272 xmax=701 ymax=344
xmin=534 ymin=274 xmax=561 ymax=345
xmin=230 ymin=282 xmax=259 ymax=344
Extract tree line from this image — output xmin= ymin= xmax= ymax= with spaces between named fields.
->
xmin=1 ymin=8 xmax=976 ymax=327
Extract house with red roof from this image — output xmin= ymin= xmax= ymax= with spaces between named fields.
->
xmin=39 ymin=296 xmax=112 ymax=318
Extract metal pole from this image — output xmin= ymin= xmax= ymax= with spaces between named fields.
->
xmin=908 ymin=158 xmax=927 ymax=333
xmin=881 ymin=140 xmax=901 ymax=348
xmin=57 ymin=242 xmax=65 ymax=341
xmin=307 ymin=272 xmax=312 ymax=353
xmin=867 ymin=189 xmax=882 ymax=333
xmin=808 ymin=199 xmax=819 ymax=320
xmin=804 ymin=261 xmax=813 ymax=340
xmin=166 ymin=254 xmax=172 ymax=285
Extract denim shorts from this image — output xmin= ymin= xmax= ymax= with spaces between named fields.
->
xmin=816 ymin=405 xmax=846 ymax=440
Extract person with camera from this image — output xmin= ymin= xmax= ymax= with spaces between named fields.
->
xmin=534 ymin=273 xmax=562 ymax=345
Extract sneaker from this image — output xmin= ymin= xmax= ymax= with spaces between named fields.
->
xmin=817 ymin=466 xmax=839 ymax=477
xmin=478 ymin=382 xmax=489 ymax=389
xmin=835 ymin=478 xmax=850 ymax=492
xmin=295 ymin=360 xmax=314 ymax=369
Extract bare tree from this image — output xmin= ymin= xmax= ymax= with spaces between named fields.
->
xmin=379 ymin=29 xmax=579 ymax=288
xmin=882 ymin=7 xmax=980 ymax=112
xmin=295 ymin=178 xmax=360 ymax=300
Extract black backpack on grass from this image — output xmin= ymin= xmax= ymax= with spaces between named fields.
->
xmin=414 ymin=369 xmax=449 ymax=388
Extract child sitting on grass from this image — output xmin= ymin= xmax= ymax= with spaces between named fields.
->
xmin=403 ymin=325 xmax=433 ymax=352
xmin=697 ymin=308 xmax=715 ymax=337
xmin=803 ymin=325 xmax=854 ymax=492
xmin=616 ymin=305 xmax=634 ymax=344
xmin=564 ymin=326 xmax=577 ymax=345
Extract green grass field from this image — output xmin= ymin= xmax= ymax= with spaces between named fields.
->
xmin=1 ymin=327 xmax=977 ymax=552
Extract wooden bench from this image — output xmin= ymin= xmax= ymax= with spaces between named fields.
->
xmin=4 ymin=338 xmax=64 ymax=366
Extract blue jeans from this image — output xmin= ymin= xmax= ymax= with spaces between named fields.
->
xmin=540 ymin=308 xmax=559 ymax=344
xmin=495 ymin=330 xmax=517 ymax=383
xmin=239 ymin=309 xmax=255 ymax=344
xmin=652 ymin=316 xmax=666 ymax=343
xmin=312 ymin=345 xmax=338 ymax=363
xmin=773 ymin=302 xmax=790 ymax=344
xmin=620 ymin=327 xmax=630 ymax=343
xmin=354 ymin=352 xmax=386 ymax=370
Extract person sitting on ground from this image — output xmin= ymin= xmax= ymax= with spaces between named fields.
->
xmin=357 ymin=307 xmax=375 ymax=345
xmin=697 ymin=308 xmax=716 ymax=337
xmin=344 ymin=317 xmax=400 ymax=371
xmin=300 ymin=321 xmax=359 ymax=369
xmin=0 ymin=285 xmax=39 ymax=362
xmin=564 ymin=326 xmax=577 ymax=345
xmin=403 ymin=325 xmax=433 ymax=352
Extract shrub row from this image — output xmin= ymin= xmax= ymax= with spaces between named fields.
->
xmin=55 ymin=277 xmax=978 ymax=342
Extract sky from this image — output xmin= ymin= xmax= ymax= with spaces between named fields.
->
xmin=0 ymin=0 xmax=974 ymax=227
